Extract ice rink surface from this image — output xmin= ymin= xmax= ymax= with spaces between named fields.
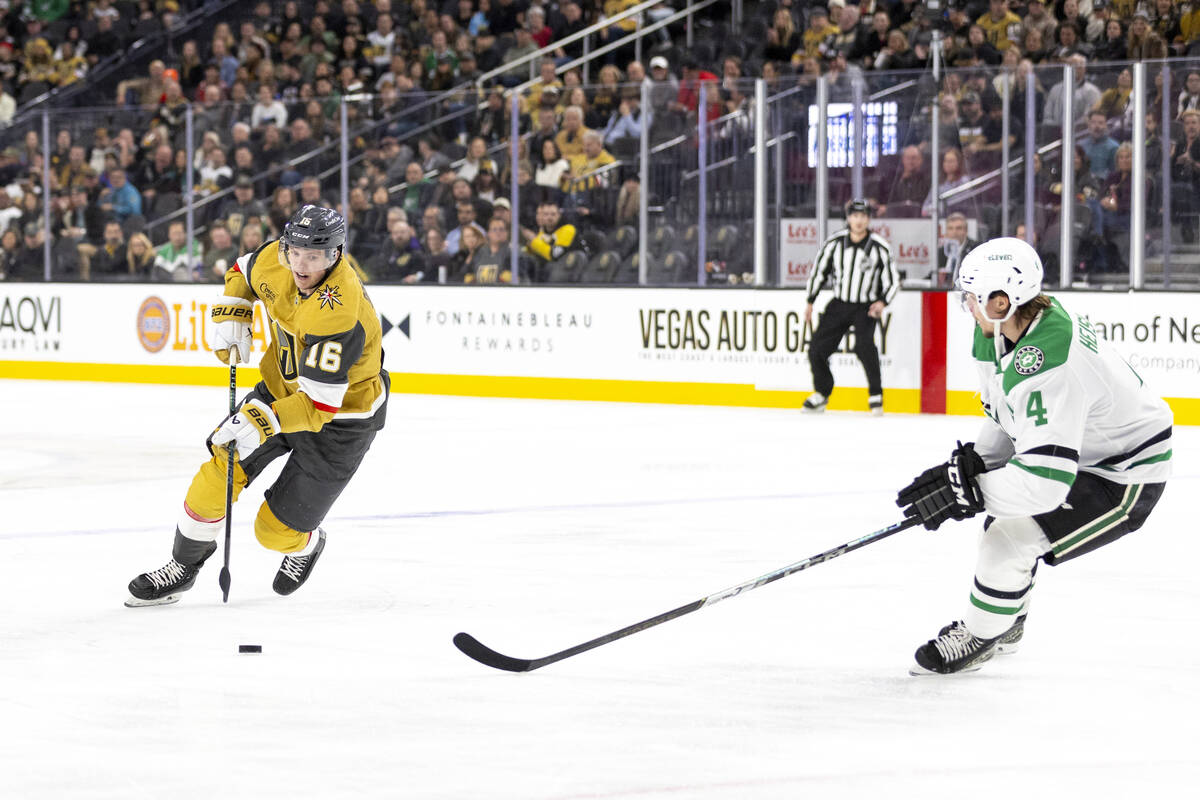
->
xmin=2 ymin=378 xmax=1198 ymax=799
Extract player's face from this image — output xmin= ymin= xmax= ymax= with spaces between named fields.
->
xmin=962 ymin=292 xmax=1010 ymax=333
xmin=286 ymin=245 xmax=333 ymax=293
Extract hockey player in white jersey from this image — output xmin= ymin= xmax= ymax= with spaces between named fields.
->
xmin=896 ymin=237 xmax=1172 ymax=674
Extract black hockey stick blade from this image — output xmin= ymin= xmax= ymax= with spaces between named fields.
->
xmin=453 ymin=517 xmax=923 ymax=672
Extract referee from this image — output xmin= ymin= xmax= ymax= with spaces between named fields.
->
xmin=803 ymin=199 xmax=899 ymax=415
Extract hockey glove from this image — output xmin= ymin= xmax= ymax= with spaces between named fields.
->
xmin=896 ymin=441 xmax=986 ymax=531
xmin=212 ymin=297 xmax=254 ymax=365
xmin=211 ymin=398 xmax=279 ymax=459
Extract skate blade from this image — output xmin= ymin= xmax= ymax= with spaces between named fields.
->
xmin=124 ymin=594 xmax=182 ymax=608
xmin=908 ymin=662 xmax=986 ymax=676
xmin=995 ymin=641 xmax=1021 ymax=655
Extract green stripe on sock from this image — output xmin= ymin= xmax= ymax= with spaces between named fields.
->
xmin=1010 ymin=458 xmax=1076 ymax=486
xmin=969 ymin=593 xmax=1022 ymax=615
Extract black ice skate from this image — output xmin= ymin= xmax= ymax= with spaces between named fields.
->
xmin=126 ymin=540 xmax=217 ymax=608
xmin=910 ymin=620 xmax=1000 ymax=675
xmin=273 ymin=528 xmax=326 ymax=596
xmin=995 ymin=614 xmax=1026 ymax=655
xmin=802 ymin=393 xmax=827 ymax=413
xmin=868 ymin=395 xmax=883 ymax=416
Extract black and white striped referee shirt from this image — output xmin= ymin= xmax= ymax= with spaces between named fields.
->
xmin=805 ymin=229 xmax=899 ymax=306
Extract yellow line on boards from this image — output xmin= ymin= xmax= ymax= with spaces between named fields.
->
xmin=0 ymin=361 xmax=262 ymax=387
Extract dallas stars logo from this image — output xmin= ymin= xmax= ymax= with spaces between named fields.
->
xmin=1014 ymin=345 xmax=1045 ymax=375
xmin=317 ymin=285 xmax=343 ymax=310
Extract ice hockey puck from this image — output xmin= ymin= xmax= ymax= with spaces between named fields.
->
xmin=238 ymin=644 xmax=262 ymax=654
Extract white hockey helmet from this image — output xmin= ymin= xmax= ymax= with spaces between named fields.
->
xmin=956 ymin=237 xmax=1044 ymax=323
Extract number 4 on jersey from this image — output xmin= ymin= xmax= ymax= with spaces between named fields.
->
xmin=1026 ymin=390 xmax=1049 ymax=426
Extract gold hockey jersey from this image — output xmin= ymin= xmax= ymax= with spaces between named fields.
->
xmin=224 ymin=240 xmax=386 ymax=434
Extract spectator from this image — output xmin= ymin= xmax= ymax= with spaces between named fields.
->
xmin=672 ymin=58 xmax=718 ymax=117
xmin=466 ymin=217 xmax=513 ymax=283
xmin=879 ymin=145 xmax=929 ymax=218
xmin=527 ymin=5 xmax=553 ymax=49
xmin=97 ymin=168 xmax=142 ymax=222
xmin=554 ymin=2 xmax=587 ymax=61
xmin=116 ymin=59 xmax=167 ymax=107
xmin=1126 ymin=11 xmax=1155 ymax=60
xmin=89 ymin=15 xmax=123 ymax=63
xmin=1051 ymin=23 xmax=1092 ymax=61
xmin=373 ymin=220 xmax=428 ymax=283
xmin=85 ymin=220 xmax=128 ymax=280
xmin=647 ymin=56 xmax=679 ymax=124
xmin=450 ymin=221 xmax=485 ymax=281
xmin=268 ymin=185 xmax=300 ymax=235
xmin=975 ymin=0 xmax=1022 ymax=53
xmin=519 ymin=200 xmax=579 ymax=283
xmin=0 ymin=227 xmax=19 ymax=280
xmin=1022 ymin=0 xmax=1057 ymax=46
xmin=565 ymin=130 xmax=616 ymax=193
xmin=12 ymin=222 xmax=45 ymax=281
xmin=1082 ymin=109 xmax=1119 ymax=178
xmin=298 ymin=176 xmax=332 ymax=209
xmin=239 ymin=220 xmax=265 ymax=254
xmin=399 ymin=161 xmax=433 ymax=217
xmin=472 ymin=166 xmax=500 ymax=205
xmin=529 ymin=106 xmax=561 ymax=167
xmin=1171 ymin=109 xmax=1200 ymax=242
xmin=535 ymin=138 xmax=570 ymax=200
xmin=938 ymin=212 xmax=978 ymax=288
xmin=1096 ymin=142 xmax=1144 ymax=272
xmin=458 ymin=136 xmax=495 ymax=183
xmin=422 ymin=225 xmax=453 ymax=281
xmin=875 ymin=29 xmax=920 ymax=71
xmin=601 ymin=88 xmax=644 ymax=146
xmin=0 ymin=189 xmax=20 ymax=232
xmin=500 ymin=27 xmax=537 ymax=85
xmin=219 ymin=175 xmax=268 ymax=241
xmin=555 ymin=104 xmax=592 ymax=160
xmin=135 ymin=144 xmax=182 ymax=216
xmin=763 ymin=7 xmax=801 ymax=63
xmin=1178 ymin=71 xmax=1200 ymax=119
xmin=125 ymin=233 xmax=156 ymax=279
xmin=445 ymin=199 xmax=478 ymax=255
xmin=153 ymin=220 xmax=203 ymax=282
xmin=202 ymin=222 xmax=238 ymax=282
xmin=923 ymin=147 xmax=969 ymax=217
xmin=1094 ymin=17 xmax=1127 ymax=62
xmin=1043 ymin=54 xmax=1101 ymax=127
xmin=252 ymin=84 xmax=289 ymax=131
xmin=818 ymin=4 xmax=860 ymax=60
xmin=852 ymin=10 xmax=892 ymax=66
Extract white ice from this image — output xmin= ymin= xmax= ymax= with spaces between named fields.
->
xmin=1 ymin=379 xmax=1197 ymax=799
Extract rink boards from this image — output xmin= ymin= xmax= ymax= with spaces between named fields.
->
xmin=1 ymin=283 xmax=1198 ymax=423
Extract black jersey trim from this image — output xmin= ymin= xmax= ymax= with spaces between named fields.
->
xmin=1021 ymin=445 xmax=1079 ymax=462
xmin=1092 ymin=427 xmax=1173 ymax=467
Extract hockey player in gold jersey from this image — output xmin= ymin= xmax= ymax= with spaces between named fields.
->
xmin=127 ymin=206 xmax=389 ymax=606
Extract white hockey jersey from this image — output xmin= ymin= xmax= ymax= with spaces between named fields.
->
xmin=970 ymin=297 xmax=1173 ymax=519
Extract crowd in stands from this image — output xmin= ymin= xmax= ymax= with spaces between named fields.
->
xmin=0 ymin=0 xmax=1199 ymax=284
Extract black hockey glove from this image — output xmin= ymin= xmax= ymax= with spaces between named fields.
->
xmin=896 ymin=441 xmax=986 ymax=531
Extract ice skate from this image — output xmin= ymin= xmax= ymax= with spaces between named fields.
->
xmin=126 ymin=541 xmax=217 ymax=607
xmin=273 ymin=528 xmax=326 ymax=596
xmin=995 ymin=614 xmax=1026 ymax=655
xmin=868 ymin=395 xmax=883 ymax=416
xmin=910 ymin=620 xmax=999 ymax=675
xmin=801 ymin=393 xmax=827 ymax=413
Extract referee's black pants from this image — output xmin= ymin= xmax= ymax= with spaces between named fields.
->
xmin=807 ymin=298 xmax=882 ymax=397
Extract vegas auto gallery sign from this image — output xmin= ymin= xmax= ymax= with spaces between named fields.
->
xmin=780 ymin=218 xmax=979 ymax=286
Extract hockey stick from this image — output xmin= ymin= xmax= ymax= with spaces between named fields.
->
xmin=453 ymin=516 xmax=923 ymax=672
xmin=218 ymin=363 xmax=236 ymax=603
